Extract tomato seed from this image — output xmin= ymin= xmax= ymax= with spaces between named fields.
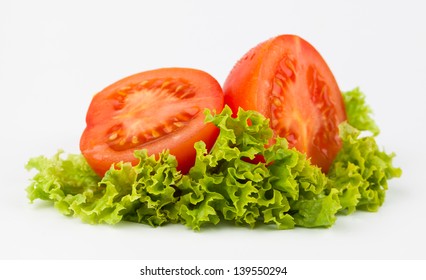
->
xmin=109 ymin=132 xmax=118 ymax=141
xmin=178 ymin=90 xmax=196 ymax=99
xmin=174 ymin=84 xmax=184 ymax=93
xmin=161 ymin=80 xmax=171 ymax=89
xmin=272 ymin=97 xmax=282 ymax=107
xmin=174 ymin=121 xmax=185 ymax=128
xmin=151 ymin=129 xmax=160 ymax=138
xmin=162 ymin=123 xmax=174 ymax=133
xmin=131 ymin=135 xmax=139 ymax=144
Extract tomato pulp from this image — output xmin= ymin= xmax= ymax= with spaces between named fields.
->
xmin=80 ymin=68 xmax=224 ymax=176
xmin=223 ymin=35 xmax=347 ymax=173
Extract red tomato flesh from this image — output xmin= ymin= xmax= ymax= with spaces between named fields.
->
xmin=80 ymin=68 xmax=224 ymax=176
xmin=223 ymin=35 xmax=347 ymax=173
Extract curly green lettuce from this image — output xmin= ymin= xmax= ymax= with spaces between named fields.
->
xmin=26 ymin=150 xmax=181 ymax=226
xmin=177 ymin=107 xmax=339 ymax=230
xmin=26 ymin=88 xmax=401 ymax=230
xmin=327 ymin=88 xmax=402 ymax=214
xmin=342 ymin=87 xmax=380 ymax=136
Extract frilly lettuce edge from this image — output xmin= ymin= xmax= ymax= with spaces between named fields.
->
xmin=26 ymin=88 xmax=401 ymax=230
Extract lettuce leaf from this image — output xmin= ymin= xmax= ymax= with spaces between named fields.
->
xmin=26 ymin=89 xmax=401 ymax=230
xmin=27 ymin=150 xmax=181 ymax=226
xmin=26 ymin=151 xmax=100 ymax=215
xmin=328 ymin=123 xmax=402 ymax=213
xmin=327 ymin=89 xmax=402 ymax=214
xmin=342 ymin=87 xmax=380 ymax=136
xmin=176 ymin=107 xmax=341 ymax=229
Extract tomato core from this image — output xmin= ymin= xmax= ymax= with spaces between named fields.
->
xmin=106 ymin=78 xmax=201 ymax=151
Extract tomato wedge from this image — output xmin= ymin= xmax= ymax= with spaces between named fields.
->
xmin=223 ymin=35 xmax=347 ymax=173
xmin=80 ymin=68 xmax=224 ymax=176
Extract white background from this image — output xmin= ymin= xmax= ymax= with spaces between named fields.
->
xmin=1 ymin=0 xmax=425 ymax=261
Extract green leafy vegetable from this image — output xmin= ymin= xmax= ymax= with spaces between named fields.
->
xmin=342 ymin=87 xmax=380 ymax=136
xmin=177 ymin=107 xmax=339 ymax=229
xmin=327 ymin=89 xmax=402 ymax=214
xmin=26 ymin=88 xmax=401 ymax=230
xmin=328 ymin=123 xmax=401 ymax=214
xmin=26 ymin=150 xmax=181 ymax=225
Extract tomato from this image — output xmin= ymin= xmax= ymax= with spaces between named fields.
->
xmin=223 ymin=35 xmax=347 ymax=173
xmin=80 ymin=68 xmax=224 ymax=176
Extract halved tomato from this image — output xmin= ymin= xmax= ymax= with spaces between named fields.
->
xmin=80 ymin=68 xmax=224 ymax=176
xmin=223 ymin=35 xmax=347 ymax=173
